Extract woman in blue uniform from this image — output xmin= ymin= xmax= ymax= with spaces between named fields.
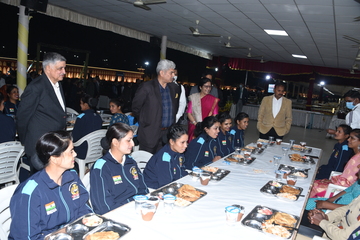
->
xmin=217 ymin=112 xmax=234 ymax=156
xmin=316 ymin=124 xmax=353 ymax=179
xmin=184 ymin=116 xmax=222 ymax=170
xmin=90 ymin=123 xmax=148 ymax=215
xmin=9 ymin=131 xmax=92 ymax=240
xmin=3 ymin=85 xmax=19 ymax=118
xmin=72 ymin=94 xmax=103 ymax=159
xmin=109 ymin=98 xmax=129 ymax=126
xmin=143 ymin=125 xmax=188 ymax=189
xmin=231 ymin=112 xmax=249 ymax=149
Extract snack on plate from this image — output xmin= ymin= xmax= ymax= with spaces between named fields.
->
xmin=290 ymin=153 xmax=303 ymax=162
xmin=82 ymin=215 xmax=103 ymax=227
xmin=264 ymin=212 xmax=297 ymax=227
xmin=245 ymin=146 xmax=255 ymax=150
xmin=257 ymin=139 xmax=269 ymax=143
xmin=258 ymin=207 xmax=273 ymax=215
xmin=270 ymin=181 xmax=282 ymax=188
xmin=201 ymin=166 xmax=219 ymax=173
xmin=176 ymin=184 xmax=203 ymax=202
xmin=226 ymin=157 xmax=239 ymax=162
xmin=232 ymin=154 xmax=244 ymax=159
xmin=293 ymin=171 xmax=307 ymax=177
xmin=84 ymin=231 xmax=119 ymax=240
xmin=277 ymin=193 xmax=297 ymax=201
xmin=292 ymin=145 xmax=303 ymax=151
xmin=280 ymin=185 xmax=300 ymax=195
xmin=174 ymin=198 xmax=191 ymax=207
xmin=262 ymin=223 xmax=291 ymax=238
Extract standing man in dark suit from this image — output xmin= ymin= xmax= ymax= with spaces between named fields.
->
xmin=132 ymin=59 xmax=180 ymax=154
xmin=17 ymin=52 xmax=67 ymax=170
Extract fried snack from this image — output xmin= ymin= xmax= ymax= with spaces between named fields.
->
xmin=262 ymin=223 xmax=291 ymax=238
xmin=201 ymin=166 xmax=219 ymax=173
xmin=245 ymin=146 xmax=255 ymax=150
xmin=293 ymin=171 xmax=307 ymax=177
xmin=226 ymin=157 xmax=239 ymax=162
xmin=85 ymin=231 xmax=119 ymax=240
xmin=280 ymin=185 xmax=300 ymax=195
xmin=174 ymin=198 xmax=191 ymax=207
xmin=176 ymin=184 xmax=203 ymax=202
xmin=265 ymin=212 xmax=297 ymax=227
xmin=277 ymin=193 xmax=297 ymax=201
xmin=291 ymin=153 xmax=304 ymax=162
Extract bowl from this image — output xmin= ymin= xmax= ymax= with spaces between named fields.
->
xmin=243 ymin=220 xmax=262 ymax=230
xmin=66 ymin=224 xmax=89 ymax=235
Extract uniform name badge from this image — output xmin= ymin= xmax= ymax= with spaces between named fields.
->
xmin=222 ymin=140 xmax=226 ymax=145
xmin=130 ymin=166 xmax=139 ymax=180
xmin=69 ymin=182 xmax=80 ymax=200
xmin=113 ymin=175 xmax=123 ymax=184
xmin=204 ymin=151 xmax=209 ymax=157
xmin=45 ymin=201 xmax=57 ymax=215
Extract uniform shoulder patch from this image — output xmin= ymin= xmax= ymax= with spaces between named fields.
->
xmin=230 ymin=129 xmax=236 ymax=135
xmin=343 ymin=145 xmax=349 ymax=151
xmin=22 ymin=180 xmax=38 ymax=195
xmin=162 ymin=152 xmax=171 ymax=162
xmin=77 ymin=113 xmax=85 ymax=118
xmin=197 ymin=137 xmax=205 ymax=145
xmin=94 ymin=159 xmax=106 ymax=169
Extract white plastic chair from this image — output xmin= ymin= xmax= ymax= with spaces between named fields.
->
xmin=324 ymin=183 xmax=347 ymax=198
xmin=131 ymin=150 xmax=153 ymax=172
xmin=74 ymin=129 xmax=107 ymax=179
xmin=312 ymin=236 xmax=327 ymax=240
xmin=0 ymin=184 xmax=18 ymax=239
xmin=82 ymin=172 xmax=92 ymax=207
xmin=329 ymin=171 xmax=342 ymax=179
xmin=66 ymin=107 xmax=79 ymax=115
xmin=0 ymin=141 xmax=24 ymax=186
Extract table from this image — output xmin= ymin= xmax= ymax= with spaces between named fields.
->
xmin=104 ymin=143 xmax=322 ymax=240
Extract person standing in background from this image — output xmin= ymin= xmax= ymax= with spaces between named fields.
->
xmin=173 ymin=69 xmax=187 ymax=123
xmin=257 ymin=82 xmax=292 ymax=139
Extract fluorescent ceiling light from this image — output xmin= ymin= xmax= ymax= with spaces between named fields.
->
xmin=264 ymin=29 xmax=288 ymax=36
xmin=292 ymin=54 xmax=307 ymax=59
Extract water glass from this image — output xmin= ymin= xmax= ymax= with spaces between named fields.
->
xmin=234 ymin=147 xmax=241 ymax=154
xmin=273 ymin=156 xmax=281 ymax=169
xmin=282 ymin=147 xmax=289 ymax=156
xmin=269 ymin=136 xmax=274 ymax=142
xmin=289 ymin=139 xmax=295 ymax=147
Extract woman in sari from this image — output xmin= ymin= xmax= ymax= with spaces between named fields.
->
xmin=310 ymin=128 xmax=360 ymax=198
xmin=187 ymin=77 xmax=219 ymax=142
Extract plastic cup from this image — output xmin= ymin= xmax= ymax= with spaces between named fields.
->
xmin=273 ymin=156 xmax=281 ymax=169
xmin=276 ymin=139 xmax=282 ymax=145
xmin=225 ymin=206 xmax=240 ymax=226
xmin=163 ymin=194 xmax=176 ymax=214
xmin=140 ymin=203 xmax=156 ymax=221
xmin=275 ymin=170 xmax=283 ymax=181
xmin=133 ymin=195 xmax=148 ymax=214
xmin=244 ymin=150 xmax=251 ymax=158
xmin=257 ymin=141 xmax=263 ymax=148
xmin=192 ymin=168 xmax=202 ymax=181
xmin=300 ymin=141 xmax=306 ymax=147
xmin=269 ymin=136 xmax=274 ymax=142
xmin=232 ymin=205 xmax=245 ymax=222
xmin=287 ymin=175 xmax=297 ymax=185
xmin=282 ymin=147 xmax=289 ymax=156
xmin=200 ymin=173 xmax=211 ymax=186
xmin=289 ymin=139 xmax=295 ymax=147
xmin=234 ymin=147 xmax=241 ymax=154
xmin=147 ymin=196 xmax=160 ymax=209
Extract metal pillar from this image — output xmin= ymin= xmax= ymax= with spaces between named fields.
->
xmin=160 ymin=36 xmax=167 ymax=60
xmin=17 ymin=5 xmax=30 ymax=94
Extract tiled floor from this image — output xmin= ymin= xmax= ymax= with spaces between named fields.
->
xmin=244 ymin=120 xmax=336 ymax=240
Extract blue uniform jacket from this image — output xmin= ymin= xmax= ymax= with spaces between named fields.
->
xmin=143 ymin=144 xmax=188 ymax=189
xmin=316 ymin=140 xmax=353 ymax=179
xmin=0 ymin=113 xmax=16 ymax=143
xmin=72 ymin=109 xmax=102 ymax=159
xmin=217 ymin=129 xmax=235 ymax=156
xmin=90 ymin=152 xmax=149 ymax=215
xmin=3 ymin=100 xmax=19 ymax=117
xmin=184 ymin=133 xmax=220 ymax=170
xmin=9 ymin=169 xmax=92 ymax=240
xmin=230 ymin=126 xmax=245 ymax=149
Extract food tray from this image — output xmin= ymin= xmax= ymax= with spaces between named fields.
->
xmin=224 ymin=154 xmax=256 ymax=165
xmin=243 ymin=146 xmax=256 ymax=153
xmin=253 ymin=147 xmax=265 ymax=155
xmin=278 ymin=164 xmax=309 ymax=179
xmin=260 ymin=181 xmax=303 ymax=201
xmin=290 ymin=145 xmax=312 ymax=153
xmin=45 ymin=213 xmax=130 ymax=240
xmin=288 ymin=154 xmax=315 ymax=165
xmin=242 ymin=205 xmax=299 ymax=239
xmin=150 ymin=182 xmax=207 ymax=207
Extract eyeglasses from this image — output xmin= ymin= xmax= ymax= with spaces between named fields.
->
xmin=202 ymin=85 xmax=212 ymax=89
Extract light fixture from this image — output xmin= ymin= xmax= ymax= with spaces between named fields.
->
xmin=145 ymin=61 xmax=149 ymax=66
xmin=353 ymin=64 xmax=359 ymax=70
xmin=215 ymin=68 xmax=218 ymax=72
xmin=292 ymin=54 xmax=307 ymax=59
xmin=265 ymin=75 xmax=271 ymax=80
xmin=264 ymin=29 xmax=288 ymax=36
xmin=320 ymin=81 xmax=325 ymax=86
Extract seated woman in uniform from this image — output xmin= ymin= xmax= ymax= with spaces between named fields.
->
xmin=9 ymin=131 xmax=92 ymax=240
xmin=231 ymin=112 xmax=249 ymax=149
xmin=109 ymin=98 xmax=129 ymax=126
xmin=184 ymin=116 xmax=222 ymax=170
xmin=90 ymin=123 xmax=148 ymax=215
xmin=0 ymin=92 xmax=16 ymax=143
xmin=216 ymin=112 xmax=234 ymax=156
xmin=72 ymin=94 xmax=103 ymax=159
xmin=143 ymin=125 xmax=188 ymax=189
xmin=3 ymin=85 xmax=20 ymax=118
xmin=316 ymin=124 xmax=353 ymax=179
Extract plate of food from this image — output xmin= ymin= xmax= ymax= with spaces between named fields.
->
xmin=260 ymin=181 xmax=303 ymax=201
xmin=45 ymin=213 xmax=130 ymax=240
xmin=291 ymin=145 xmax=312 ymax=153
xmin=288 ymin=154 xmax=315 ymax=165
xmin=278 ymin=164 xmax=309 ymax=179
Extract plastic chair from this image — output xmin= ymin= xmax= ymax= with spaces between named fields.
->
xmin=66 ymin=107 xmax=79 ymax=115
xmin=82 ymin=172 xmax=92 ymax=207
xmin=74 ymin=129 xmax=107 ymax=179
xmin=329 ymin=171 xmax=342 ymax=179
xmin=0 ymin=141 xmax=24 ymax=186
xmin=131 ymin=150 xmax=153 ymax=172
xmin=0 ymin=184 xmax=18 ymax=239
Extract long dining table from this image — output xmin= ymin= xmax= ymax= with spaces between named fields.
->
xmin=104 ymin=142 xmax=322 ymax=240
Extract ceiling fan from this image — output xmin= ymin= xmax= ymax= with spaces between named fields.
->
xmin=246 ymin=48 xmax=262 ymax=58
xmin=118 ymin=0 xmax=166 ymax=11
xmin=189 ymin=20 xmax=221 ymax=37
xmin=260 ymin=56 xmax=269 ymax=63
xmin=223 ymin=37 xmax=247 ymax=49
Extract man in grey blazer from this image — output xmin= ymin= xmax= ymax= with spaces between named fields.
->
xmin=132 ymin=59 xmax=180 ymax=154
xmin=257 ymin=82 xmax=292 ymax=140
xmin=17 ymin=52 xmax=67 ymax=170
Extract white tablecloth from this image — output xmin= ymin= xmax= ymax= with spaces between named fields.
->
xmin=104 ymin=143 xmax=322 ymax=240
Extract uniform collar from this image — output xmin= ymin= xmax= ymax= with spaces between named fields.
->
xmin=39 ymin=169 xmax=76 ymax=189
